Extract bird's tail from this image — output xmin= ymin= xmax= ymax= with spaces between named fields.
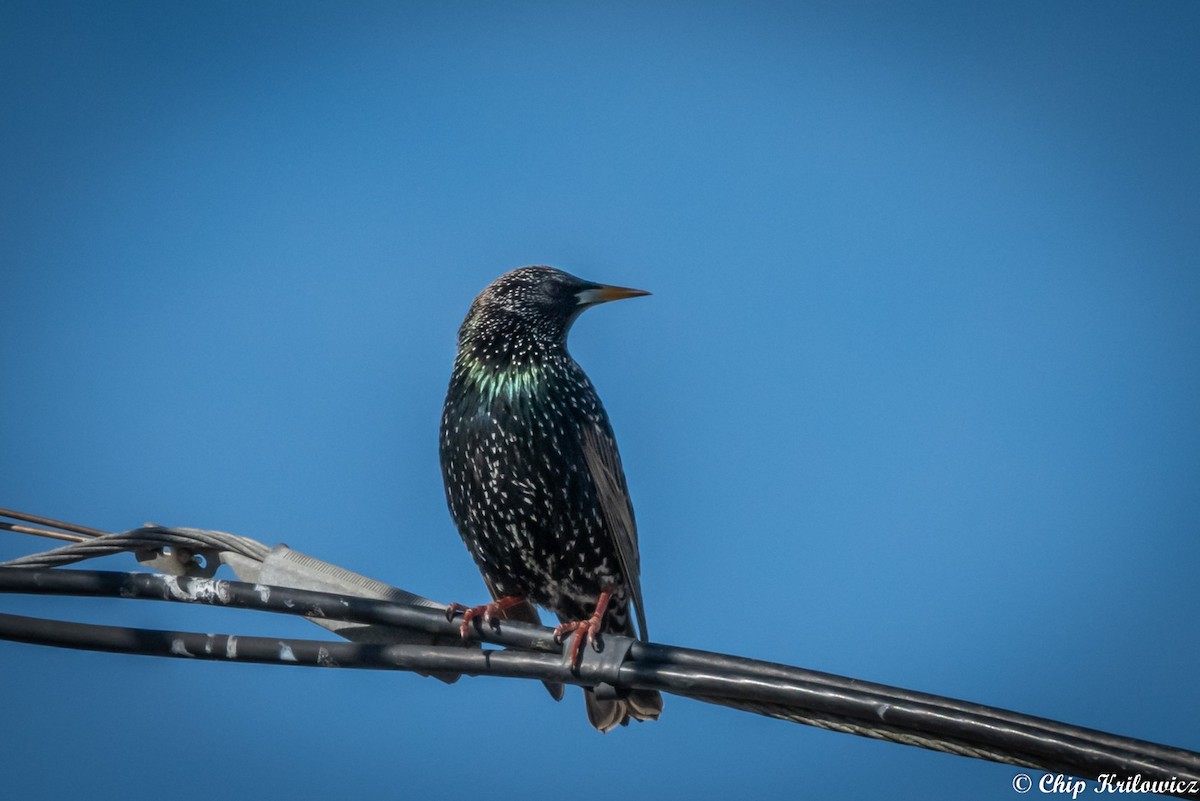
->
xmin=584 ymin=685 xmax=663 ymax=733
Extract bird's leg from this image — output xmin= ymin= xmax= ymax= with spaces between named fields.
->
xmin=446 ymin=595 xmax=527 ymax=639
xmin=553 ymin=587 xmax=612 ymax=671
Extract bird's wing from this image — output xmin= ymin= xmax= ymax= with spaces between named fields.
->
xmin=581 ymin=422 xmax=649 ymax=641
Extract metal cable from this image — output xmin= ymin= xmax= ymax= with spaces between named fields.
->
xmin=628 ymin=642 xmax=1200 ymax=771
xmin=0 ymin=610 xmax=565 ymax=680
xmin=0 ymin=525 xmax=269 ymax=569
xmin=0 ymin=567 xmax=1196 ymax=797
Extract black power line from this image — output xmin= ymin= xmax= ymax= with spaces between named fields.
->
xmin=0 ymin=565 xmax=1197 ymax=798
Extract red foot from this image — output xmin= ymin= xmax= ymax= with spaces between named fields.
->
xmin=553 ymin=588 xmax=612 ymax=670
xmin=446 ymin=595 xmax=526 ymax=638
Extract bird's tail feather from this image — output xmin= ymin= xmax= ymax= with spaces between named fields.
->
xmin=584 ymin=687 xmax=663 ymax=733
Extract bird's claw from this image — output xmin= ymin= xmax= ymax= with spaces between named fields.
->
xmin=445 ymin=596 xmax=525 ymax=639
xmin=554 ymin=587 xmax=614 ymax=670
xmin=553 ymin=612 xmax=605 ymax=670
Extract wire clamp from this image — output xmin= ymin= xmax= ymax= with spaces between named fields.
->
xmin=569 ymin=631 xmax=635 ymax=695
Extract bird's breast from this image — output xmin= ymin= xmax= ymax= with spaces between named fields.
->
xmin=439 ymin=357 xmax=621 ymax=611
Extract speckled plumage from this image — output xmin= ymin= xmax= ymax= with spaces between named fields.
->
xmin=439 ymin=266 xmax=662 ymax=731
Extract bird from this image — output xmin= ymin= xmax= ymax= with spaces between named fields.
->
xmin=439 ymin=265 xmax=662 ymax=732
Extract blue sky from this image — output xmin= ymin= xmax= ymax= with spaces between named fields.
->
xmin=2 ymin=2 xmax=1198 ymax=799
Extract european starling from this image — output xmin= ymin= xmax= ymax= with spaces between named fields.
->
xmin=439 ymin=266 xmax=663 ymax=732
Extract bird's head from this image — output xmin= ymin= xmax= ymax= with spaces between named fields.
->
xmin=458 ymin=266 xmax=649 ymax=355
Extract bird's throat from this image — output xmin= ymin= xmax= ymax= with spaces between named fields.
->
xmin=460 ymin=357 xmax=547 ymax=404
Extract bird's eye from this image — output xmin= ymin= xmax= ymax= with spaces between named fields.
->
xmin=541 ymin=278 xmax=572 ymax=303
